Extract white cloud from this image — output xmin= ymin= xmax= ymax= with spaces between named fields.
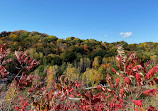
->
xmin=104 ymin=34 xmax=108 ymax=38
xmin=120 ymin=32 xmax=132 ymax=38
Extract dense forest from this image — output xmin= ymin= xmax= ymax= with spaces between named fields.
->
xmin=0 ymin=30 xmax=158 ymax=82
xmin=0 ymin=30 xmax=158 ymax=110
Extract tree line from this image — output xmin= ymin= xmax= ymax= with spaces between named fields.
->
xmin=0 ymin=30 xmax=158 ymax=86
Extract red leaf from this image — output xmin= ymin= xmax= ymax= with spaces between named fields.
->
xmin=116 ymin=77 xmax=120 ymax=88
xmin=23 ymin=101 xmax=29 ymax=108
xmin=133 ymin=100 xmax=143 ymax=107
xmin=55 ymin=104 xmax=61 ymax=110
xmin=145 ymin=66 xmax=158 ymax=80
xmin=146 ymin=105 xmax=157 ymax=111
xmin=14 ymin=105 xmax=21 ymax=110
xmin=136 ymin=73 xmax=142 ymax=86
xmin=20 ymin=108 xmax=24 ymax=111
xmin=124 ymin=77 xmax=131 ymax=85
xmin=129 ymin=65 xmax=142 ymax=76
xmin=97 ymin=85 xmax=102 ymax=90
xmin=111 ymin=68 xmax=121 ymax=76
xmin=135 ymin=107 xmax=139 ymax=111
xmin=106 ymin=95 xmax=110 ymax=100
xmin=153 ymin=78 xmax=158 ymax=84
xmin=20 ymin=98 xmax=24 ymax=107
xmin=119 ymin=85 xmax=125 ymax=98
xmin=70 ymin=95 xmax=74 ymax=98
xmin=143 ymin=89 xmax=158 ymax=96
xmin=69 ymin=88 xmax=74 ymax=92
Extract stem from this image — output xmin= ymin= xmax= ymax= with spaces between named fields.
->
xmin=8 ymin=68 xmax=25 ymax=110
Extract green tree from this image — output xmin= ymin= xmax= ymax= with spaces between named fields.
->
xmin=82 ymin=68 xmax=103 ymax=87
xmin=46 ymin=65 xmax=59 ymax=89
xmin=64 ymin=64 xmax=79 ymax=82
xmin=92 ymin=56 xmax=101 ymax=69
xmin=79 ymin=58 xmax=91 ymax=73
xmin=60 ymin=51 xmax=76 ymax=63
xmin=42 ymin=36 xmax=58 ymax=43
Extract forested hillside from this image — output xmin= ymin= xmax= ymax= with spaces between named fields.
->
xmin=1 ymin=30 xmax=158 ymax=110
xmin=0 ymin=30 xmax=158 ymax=82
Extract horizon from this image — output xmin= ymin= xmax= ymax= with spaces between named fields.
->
xmin=0 ymin=0 xmax=158 ymax=44
xmin=1 ymin=30 xmax=158 ymax=45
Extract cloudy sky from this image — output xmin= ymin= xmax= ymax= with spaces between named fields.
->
xmin=0 ymin=0 xmax=158 ymax=44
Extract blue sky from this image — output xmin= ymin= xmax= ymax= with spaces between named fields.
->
xmin=0 ymin=0 xmax=158 ymax=44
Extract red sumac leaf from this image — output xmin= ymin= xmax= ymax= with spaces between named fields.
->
xmin=23 ymin=101 xmax=29 ymax=108
xmin=124 ymin=77 xmax=131 ymax=85
xmin=111 ymin=67 xmax=121 ymax=76
xmin=133 ymin=100 xmax=143 ymax=107
xmin=70 ymin=95 xmax=74 ymax=98
xmin=97 ymin=85 xmax=102 ymax=90
xmin=20 ymin=98 xmax=24 ymax=107
xmin=145 ymin=66 xmax=158 ymax=80
xmin=116 ymin=77 xmax=120 ymax=88
xmin=153 ymin=78 xmax=158 ymax=84
xmin=135 ymin=107 xmax=139 ymax=111
xmin=146 ymin=105 xmax=157 ymax=111
xmin=143 ymin=89 xmax=158 ymax=96
xmin=136 ymin=73 xmax=142 ymax=86
xmin=14 ymin=105 xmax=21 ymax=110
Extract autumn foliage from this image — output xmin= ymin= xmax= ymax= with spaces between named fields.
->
xmin=0 ymin=43 xmax=158 ymax=111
